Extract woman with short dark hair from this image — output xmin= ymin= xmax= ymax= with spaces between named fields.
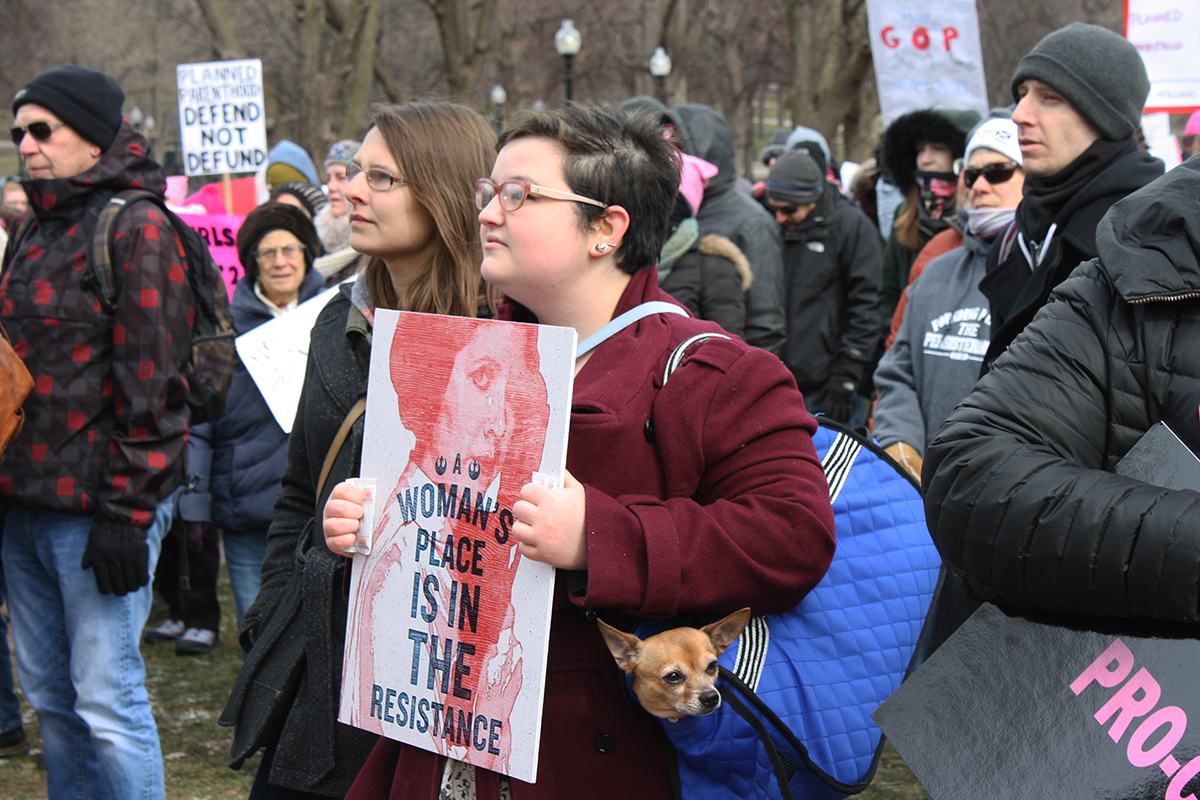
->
xmin=325 ymin=104 xmax=837 ymax=800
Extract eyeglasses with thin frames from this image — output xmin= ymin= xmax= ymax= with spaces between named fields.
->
xmin=346 ymin=163 xmax=407 ymax=191
xmin=475 ymin=179 xmax=607 ymax=213
xmin=256 ymin=243 xmax=306 ymax=263
xmin=10 ymin=121 xmax=65 ymax=146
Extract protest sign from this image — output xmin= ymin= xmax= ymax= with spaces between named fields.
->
xmin=176 ymin=58 xmax=268 ymax=177
xmin=339 ymin=311 xmax=576 ymax=783
xmin=1141 ymin=112 xmax=1183 ymax=171
xmin=235 ymin=284 xmax=344 ymax=433
xmin=874 ymin=423 xmax=1200 ymax=799
xmin=177 ymin=212 xmax=244 ymax=298
xmin=866 ymin=0 xmax=989 ymax=126
xmin=1126 ymin=0 xmax=1200 ymax=113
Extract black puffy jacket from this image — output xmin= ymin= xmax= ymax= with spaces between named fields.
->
xmin=924 ymin=158 xmax=1200 ymax=624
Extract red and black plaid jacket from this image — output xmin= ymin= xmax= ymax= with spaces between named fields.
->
xmin=0 ymin=122 xmax=194 ymax=528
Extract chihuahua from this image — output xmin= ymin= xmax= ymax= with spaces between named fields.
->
xmin=598 ymin=608 xmax=752 ymax=722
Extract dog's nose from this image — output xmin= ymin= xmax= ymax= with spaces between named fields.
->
xmin=700 ymin=690 xmax=720 ymax=710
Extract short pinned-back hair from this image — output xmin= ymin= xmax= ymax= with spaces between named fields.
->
xmin=497 ymin=104 xmax=682 ymax=275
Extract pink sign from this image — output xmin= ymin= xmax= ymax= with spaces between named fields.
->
xmin=178 ymin=213 xmax=246 ymax=298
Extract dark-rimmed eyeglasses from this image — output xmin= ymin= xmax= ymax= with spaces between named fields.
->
xmin=346 ymin=163 xmax=407 ymax=191
xmin=10 ymin=121 xmax=65 ymax=146
xmin=475 ymin=179 xmax=607 ymax=213
xmin=256 ymin=243 xmax=305 ymax=263
xmin=955 ymin=160 xmax=1021 ymax=187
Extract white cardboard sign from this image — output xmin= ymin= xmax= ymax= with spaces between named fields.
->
xmin=339 ymin=310 xmax=577 ymax=783
xmin=866 ymin=0 xmax=989 ymax=125
xmin=1127 ymin=0 xmax=1200 ymax=113
xmin=176 ymin=58 xmax=268 ymax=177
xmin=235 ymin=285 xmax=342 ymax=434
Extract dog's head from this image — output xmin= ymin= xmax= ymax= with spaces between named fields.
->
xmin=598 ymin=609 xmax=751 ymax=722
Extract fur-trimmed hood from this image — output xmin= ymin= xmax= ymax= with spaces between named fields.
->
xmin=698 ymin=233 xmax=752 ymax=291
xmin=880 ymin=109 xmax=973 ymax=195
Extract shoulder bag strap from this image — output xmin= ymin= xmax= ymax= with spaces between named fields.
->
xmin=315 ymin=396 xmax=367 ymax=518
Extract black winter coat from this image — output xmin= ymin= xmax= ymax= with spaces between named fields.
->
xmin=780 ymin=184 xmax=883 ymax=396
xmin=924 ymin=158 xmax=1200 ymax=625
xmin=189 ymin=268 xmax=326 ymax=532
xmin=660 ymin=233 xmax=752 ymax=337
xmin=228 ymin=284 xmax=377 ymax=795
xmin=978 ymin=143 xmax=1163 ymax=371
xmin=672 ymin=105 xmax=787 ymax=355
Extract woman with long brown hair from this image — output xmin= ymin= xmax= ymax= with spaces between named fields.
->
xmin=221 ymin=101 xmax=498 ymax=800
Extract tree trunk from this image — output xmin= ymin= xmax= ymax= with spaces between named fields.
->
xmin=340 ymin=0 xmax=385 ymax=139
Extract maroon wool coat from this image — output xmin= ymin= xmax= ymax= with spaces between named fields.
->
xmin=347 ymin=267 xmax=836 ymax=800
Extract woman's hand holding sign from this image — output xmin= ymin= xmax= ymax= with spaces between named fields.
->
xmin=511 ymin=469 xmax=587 ymax=569
xmin=324 ymin=480 xmax=364 ymax=555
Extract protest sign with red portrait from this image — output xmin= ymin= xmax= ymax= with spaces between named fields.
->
xmin=339 ymin=310 xmax=576 ymax=783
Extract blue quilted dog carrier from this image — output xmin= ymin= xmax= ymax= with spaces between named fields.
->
xmin=638 ymin=416 xmax=941 ymax=799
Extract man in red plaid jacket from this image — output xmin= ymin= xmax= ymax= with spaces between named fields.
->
xmin=0 ymin=65 xmax=194 ymax=800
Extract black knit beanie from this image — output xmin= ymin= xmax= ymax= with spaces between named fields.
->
xmin=766 ymin=150 xmax=824 ymax=206
xmin=13 ymin=66 xmax=124 ymax=151
xmin=1011 ymin=23 xmax=1149 ymax=141
xmin=237 ymin=202 xmax=324 ymax=284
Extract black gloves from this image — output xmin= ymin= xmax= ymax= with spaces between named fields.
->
xmin=81 ymin=516 xmax=150 ymax=596
xmin=819 ymin=362 xmax=864 ymax=424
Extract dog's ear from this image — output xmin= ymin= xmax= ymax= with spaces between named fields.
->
xmin=703 ymin=608 xmax=752 ymax=654
xmin=597 ymin=619 xmax=641 ymax=674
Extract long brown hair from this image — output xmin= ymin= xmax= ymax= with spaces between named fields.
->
xmin=894 ymin=185 xmax=924 ymax=251
xmin=363 ymin=101 xmax=500 ymax=316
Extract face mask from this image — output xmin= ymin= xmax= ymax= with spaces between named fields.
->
xmin=966 ymin=206 xmax=1017 ymax=240
xmin=916 ymin=171 xmax=957 ymax=219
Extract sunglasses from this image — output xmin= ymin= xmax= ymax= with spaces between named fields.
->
xmin=475 ymin=179 xmax=607 ymax=213
xmin=10 ymin=121 xmax=65 ymax=146
xmin=345 ymin=163 xmax=407 ymax=191
xmin=957 ymin=160 xmax=1021 ymax=187
xmin=772 ymin=204 xmax=801 ymax=216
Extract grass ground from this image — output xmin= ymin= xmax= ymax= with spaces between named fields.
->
xmin=1 ymin=564 xmax=928 ymax=799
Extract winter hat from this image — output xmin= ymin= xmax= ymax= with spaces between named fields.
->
xmin=880 ymin=108 xmax=976 ymax=195
xmin=12 ymin=65 xmax=125 ymax=151
xmin=678 ymin=153 xmax=719 ymax=216
xmin=965 ymin=118 xmax=1022 ymax=166
xmin=324 ymin=139 xmax=360 ymax=169
xmin=766 ymin=150 xmax=824 ymax=206
xmin=1185 ymin=110 xmax=1200 ymax=138
xmin=270 ymin=181 xmax=328 ymax=218
xmin=237 ymin=201 xmax=324 ymax=284
xmin=784 ymin=125 xmax=833 ymax=172
xmin=759 ymin=130 xmax=791 ymax=166
xmin=1011 ymin=23 xmax=1149 ymax=141
xmin=266 ymin=140 xmax=321 ymax=187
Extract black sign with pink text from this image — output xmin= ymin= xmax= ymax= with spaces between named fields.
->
xmin=875 ymin=603 xmax=1200 ymax=800
xmin=874 ymin=423 xmax=1200 ymax=799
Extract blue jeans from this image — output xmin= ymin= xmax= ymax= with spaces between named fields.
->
xmin=222 ymin=528 xmax=268 ymax=633
xmin=0 ymin=564 xmax=23 ymax=735
xmin=2 ymin=504 xmax=171 ymax=800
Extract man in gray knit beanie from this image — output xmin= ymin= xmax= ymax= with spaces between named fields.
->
xmin=1009 ymin=22 xmax=1149 ymax=177
xmin=973 ymin=22 xmax=1163 ymax=377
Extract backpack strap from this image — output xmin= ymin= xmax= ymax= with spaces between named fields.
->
xmin=576 ymin=301 xmax=687 ymax=358
xmin=85 ymin=189 xmax=162 ymax=314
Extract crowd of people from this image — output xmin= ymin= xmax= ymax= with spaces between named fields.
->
xmin=0 ymin=18 xmax=1197 ymax=800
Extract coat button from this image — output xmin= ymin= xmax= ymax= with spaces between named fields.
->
xmin=581 ymin=608 xmax=598 ymax=625
xmin=593 ymin=733 xmax=616 ymax=754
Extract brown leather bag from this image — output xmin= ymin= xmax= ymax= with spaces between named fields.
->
xmin=0 ymin=320 xmax=33 ymax=462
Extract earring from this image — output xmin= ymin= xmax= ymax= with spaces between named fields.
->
xmin=595 ymin=243 xmax=612 ymax=253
